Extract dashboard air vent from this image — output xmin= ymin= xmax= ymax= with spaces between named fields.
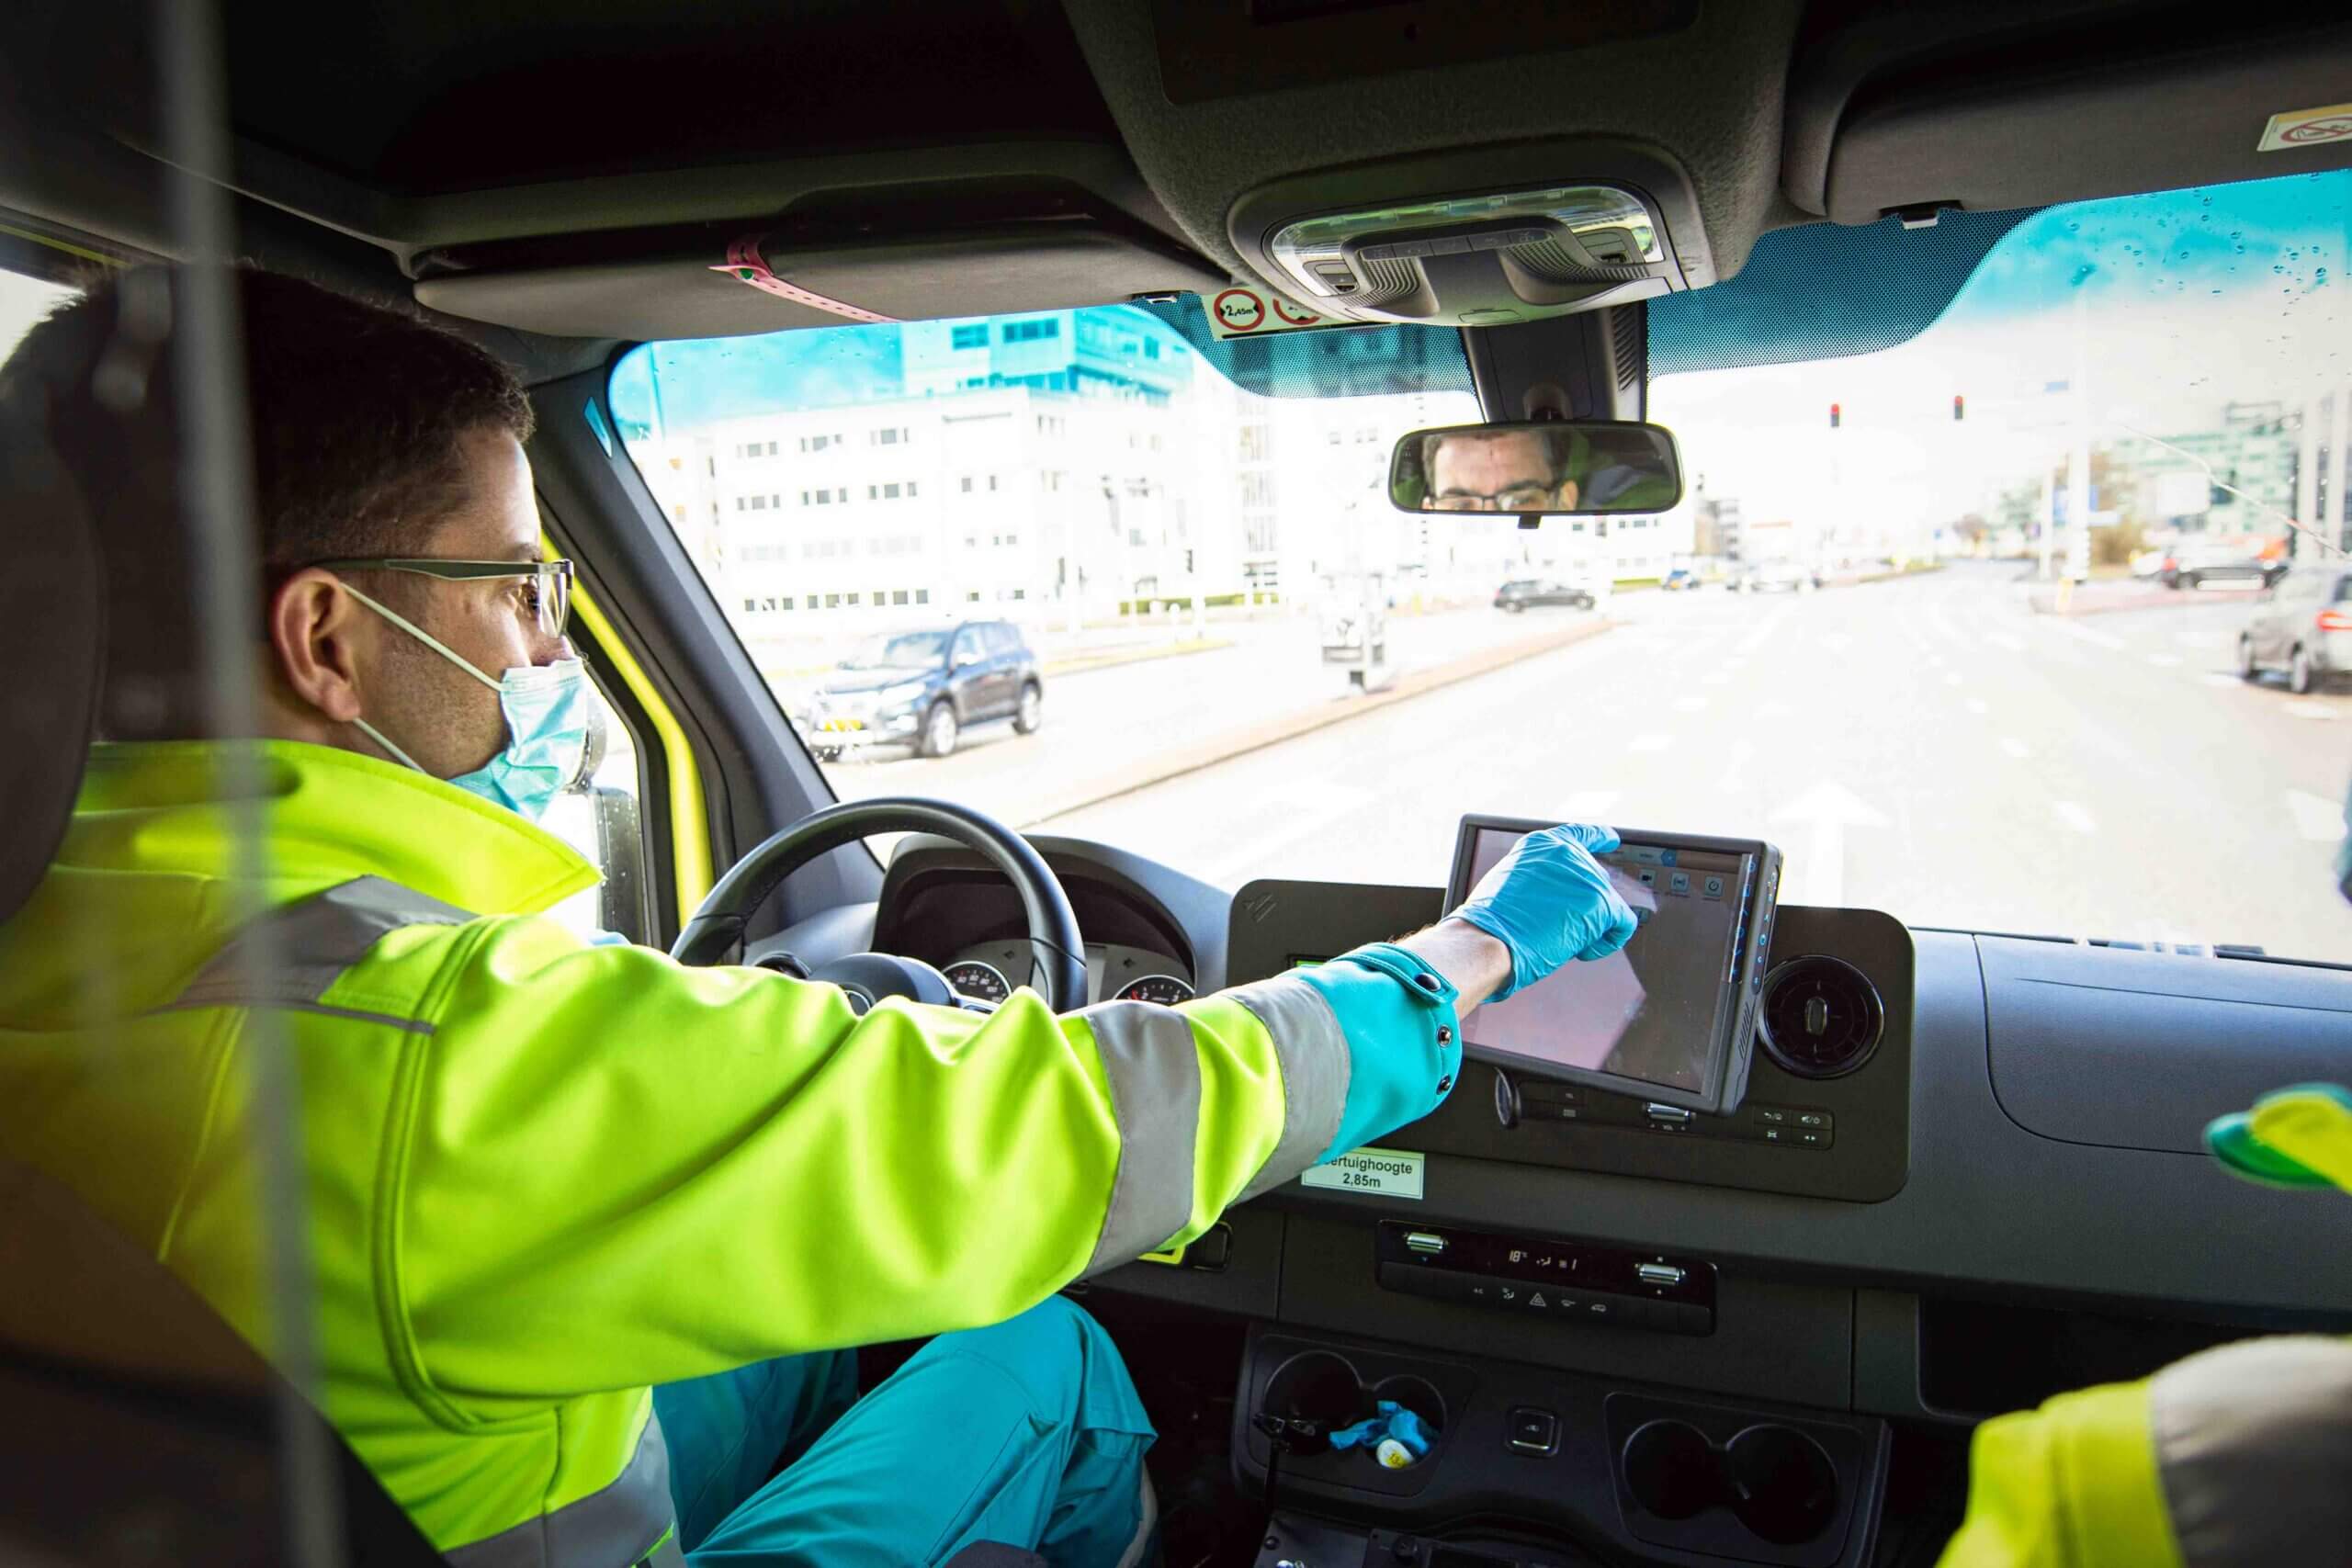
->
xmin=1758 ymin=956 xmax=1883 ymax=1079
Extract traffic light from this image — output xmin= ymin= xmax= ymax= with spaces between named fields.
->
xmin=1953 ymin=394 xmax=1965 ymax=422
xmin=1828 ymin=402 xmax=1841 ymax=429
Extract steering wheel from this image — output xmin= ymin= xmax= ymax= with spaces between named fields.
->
xmin=669 ymin=796 xmax=1088 ymax=1014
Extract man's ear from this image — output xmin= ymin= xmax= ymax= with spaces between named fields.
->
xmin=268 ymin=570 xmax=369 ymax=724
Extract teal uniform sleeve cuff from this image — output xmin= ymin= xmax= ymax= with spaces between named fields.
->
xmin=1292 ymin=942 xmax=1464 ymax=1163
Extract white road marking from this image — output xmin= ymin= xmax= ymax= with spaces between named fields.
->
xmin=1986 ymin=633 xmax=2026 ymax=653
xmin=1736 ymin=608 xmax=1791 ymax=658
xmin=1629 ymin=733 xmax=1674 ymax=752
xmin=1999 ymin=737 xmax=2032 ymax=760
xmin=1770 ymin=781 xmax=1889 ymax=908
xmin=1965 ymin=698 xmax=1989 ymax=716
xmin=2283 ymin=701 xmax=2338 ymax=721
xmin=1673 ymin=695 xmax=1710 ymax=712
xmin=2287 ymin=789 xmax=2346 ymax=842
xmin=1195 ymin=784 xmax=1377 ymax=884
xmin=2147 ymin=653 xmax=2183 ymax=668
xmin=2199 ymin=672 xmax=2239 ymax=689
xmin=2058 ymin=622 xmax=2128 ymax=650
xmin=2175 ymin=630 xmax=2217 ymax=649
xmin=1557 ymin=789 xmax=1623 ymax=819
xmin=2053 ymin=801 xmax=2098 ymax=834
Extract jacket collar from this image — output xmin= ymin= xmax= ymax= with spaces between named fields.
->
xmin=63 ymin=739 xmax=598 ymax=917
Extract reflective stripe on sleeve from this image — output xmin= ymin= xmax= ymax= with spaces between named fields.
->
xmin=1080 ymin=1000 xmax=1203 ymax=1275
xmin=442 ymin=1412 xmax=676 ymax=1568
xmin=166 ymin=874 xmax=475 ymax=1019
xmin=2151 ymin=1335 xmax=2352 ymax=1567
xmin=1223 ymin=973 xmax=1351 ymax=1201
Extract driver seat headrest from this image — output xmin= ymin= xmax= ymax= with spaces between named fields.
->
xmin=0 ymin=370 xmax=105 ymax=929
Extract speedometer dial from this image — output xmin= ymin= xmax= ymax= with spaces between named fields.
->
xmin=1114 ymin=974 xmax=1193 ymax=1005
xmin=944 ymin=961 xmax=1010 ymax=1005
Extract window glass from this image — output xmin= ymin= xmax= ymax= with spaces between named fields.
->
xmin=612 ymin=178 xmax=2350 ymax=959
xmin=538 ymin=678 xmax=649 ymax=942
xmin=0 ymin=269 xmax=77 ymax=358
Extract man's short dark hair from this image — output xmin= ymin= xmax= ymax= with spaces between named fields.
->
xmin=10 ymin=265 xmax=535 ymax=573
xmin=1 ymin=265 xmax=535 ymax=736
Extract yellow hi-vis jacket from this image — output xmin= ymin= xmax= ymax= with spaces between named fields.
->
xmin=0 ymin=740 xmax=1435 ymax=1565
xmin=1939 ymin=1089 xmax=2352 ymax=1566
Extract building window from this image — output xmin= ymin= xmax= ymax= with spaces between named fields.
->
xmin=892 ymin=589 xmax=910 ymax=605
xmin=872 ymin=427 xmax=907 ymax=446
xmin=824 ymin=593 xmax=842 ymax=608
xmin=735 ymin=497 xmax=746 ymax=511
xmin=1239 ymin=423 xmax=1272 ymax=462
xmin=805 ymin=593 xmax=819 ymax=609
xmin=961 ymin=475 xmax=974 ymax=493
xmin=742 ymin=596 xmax=758 ymax=612
xmin=967 ymin=590 xmax=983 ymax=602
xmin=907 ymin=480 xmax=918 ymax=497
xmin=915 ymin=589 xmax=930 ymax=604
xmin=846 ymin=592 xmax=862 ymax=606
xmin=1001 ymin=318 xmax=1060 ymax=344
xmin=988 ymin=474 xmax=999 ymax=491
xmin=951 ymin=323 xmax=989 ymax=349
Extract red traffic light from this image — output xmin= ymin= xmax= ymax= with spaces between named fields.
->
xmin=1953 ymin=394 xmax=1965 ymax=422
xmin=1828 ymin=402 xmax=1841 ymax=429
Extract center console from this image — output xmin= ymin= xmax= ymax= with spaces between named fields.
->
xmin=1237 ymin=1327 xmax=1889 ymax=1568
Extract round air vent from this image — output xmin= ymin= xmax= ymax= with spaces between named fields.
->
xmin=1758 ymin=956 xmax=1883 ymax=1079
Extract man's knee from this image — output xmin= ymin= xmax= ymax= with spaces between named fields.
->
xmin=922 ymin=1295 xmax=1148 ymax=1437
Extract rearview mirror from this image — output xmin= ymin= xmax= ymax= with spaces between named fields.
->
xmin=1390 ymin=419 xmax=1683 ymax=515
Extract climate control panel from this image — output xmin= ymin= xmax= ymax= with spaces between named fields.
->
xmin=1374 ymin=1220 xmax=1716 ymax=1336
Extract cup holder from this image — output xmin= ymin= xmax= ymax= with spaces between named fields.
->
xmin=1259 ymin=1354 xmax=1448 ymax=1469
xmin=1620 ymin=1419 xmax=1838 ymax=1545
xmin=1622 ymin=1420 xmax=1718 ymax=1519
xmin=1726 ymin=1424 xmax=1838 ymax=1544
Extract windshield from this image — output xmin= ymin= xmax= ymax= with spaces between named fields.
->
xmin=613 ymin=169 xmax=2351 ymax=963
xmin=842 ymin=629 xmax=950 ymax=670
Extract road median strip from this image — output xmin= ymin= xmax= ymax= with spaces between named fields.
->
xmin=1043 ymin=637 xmax=1235 ymax=679
xmin=1017 ymin=616 xmax=1612 ymax=828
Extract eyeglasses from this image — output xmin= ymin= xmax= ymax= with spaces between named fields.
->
xmin=311 ymin=558 xmax=573 ymax=638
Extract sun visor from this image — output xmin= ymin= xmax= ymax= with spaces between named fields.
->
xmin=415 ymin=223 xmax=1229 ymax=341
xmin=1796 ymin=17 xmax=2352 ymax=225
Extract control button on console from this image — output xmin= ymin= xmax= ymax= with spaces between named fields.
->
xmin=1635 ymin=1262 xmax=1687 ymax=1288
xmin=1644 ymin=1102 xmax=1694 ymax=1126
xmin=1797 ymin=1111 xmax=1831 ymax=1128
xmin=1404 ymin=1230 xmax=1447 ymax=1256
xmin=1507 ymin=1407 xmax=1560 ymax=1454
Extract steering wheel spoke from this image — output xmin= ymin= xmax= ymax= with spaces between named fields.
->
xmin=670 ymin=797 xmax=1087 ymax=1013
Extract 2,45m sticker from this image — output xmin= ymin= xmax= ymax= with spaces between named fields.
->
xmin=1300 ymin=1146 xmax=1427 ymax=1200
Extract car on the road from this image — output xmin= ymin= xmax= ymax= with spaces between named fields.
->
xmin=1494 ymin=578 xmax=1596 ymax=613
xmin=2238 ymin=564 xmax=2352 ymax=694
xmin=2160 ymin=536 xmax=2284 ymax=591
xmin=1734 ymin=558 xmax=1818 ymax=593
xmin=1659 ymin=567 xmax=1702 ymax=592
xmin=793 ymin=620 xmax=1043 ymax=761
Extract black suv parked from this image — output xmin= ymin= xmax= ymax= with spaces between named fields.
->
xmin=793 ymin=620 xmax=1044 ymax=761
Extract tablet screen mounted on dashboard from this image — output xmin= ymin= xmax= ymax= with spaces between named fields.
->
xmin=1445 ymin=815 xmax=1781 ymax=1115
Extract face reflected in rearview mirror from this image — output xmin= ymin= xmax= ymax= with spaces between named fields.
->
xmin=1390 ymin=419 xmax=1684 ymax=516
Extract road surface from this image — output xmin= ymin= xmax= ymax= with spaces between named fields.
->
xmin=1011 ymin=563 xmax=2351 ymax=964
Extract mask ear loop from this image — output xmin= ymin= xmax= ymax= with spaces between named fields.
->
xmin=338 ymin=580 xmax=504 ymax=775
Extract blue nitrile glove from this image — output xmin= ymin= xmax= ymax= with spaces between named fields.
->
xmin=1450 ymin=823 xmax=1639 ymax=1000
xmin=1328 ymin=1401 xmax=1433 ymax=1465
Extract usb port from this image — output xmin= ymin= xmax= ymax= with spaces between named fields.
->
xmin=1404 ymin=1231 xmax=1447 ymax=1255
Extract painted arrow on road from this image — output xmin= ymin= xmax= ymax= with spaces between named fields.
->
xmin=1771 ymin=781 xmax=1890 ymax=908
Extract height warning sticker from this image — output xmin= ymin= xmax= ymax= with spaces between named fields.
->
xmin=1300 ymin=1146 xmax=1427 ymax=1200
xmin=1204 ymin=285 xmax=1340 ymax=341
xmin=2257 ymin=103 xmax=2352 ymax=152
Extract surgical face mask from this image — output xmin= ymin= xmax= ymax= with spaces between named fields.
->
xmin=343 ymin=583 xmax=590 ymax=823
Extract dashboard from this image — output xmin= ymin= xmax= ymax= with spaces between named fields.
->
xmin=762 ymin=820 xmax=2352 ymax=1451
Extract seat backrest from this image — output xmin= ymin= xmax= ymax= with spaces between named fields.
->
xmin=0 ymin=1158 xmax=449 ymax=1566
